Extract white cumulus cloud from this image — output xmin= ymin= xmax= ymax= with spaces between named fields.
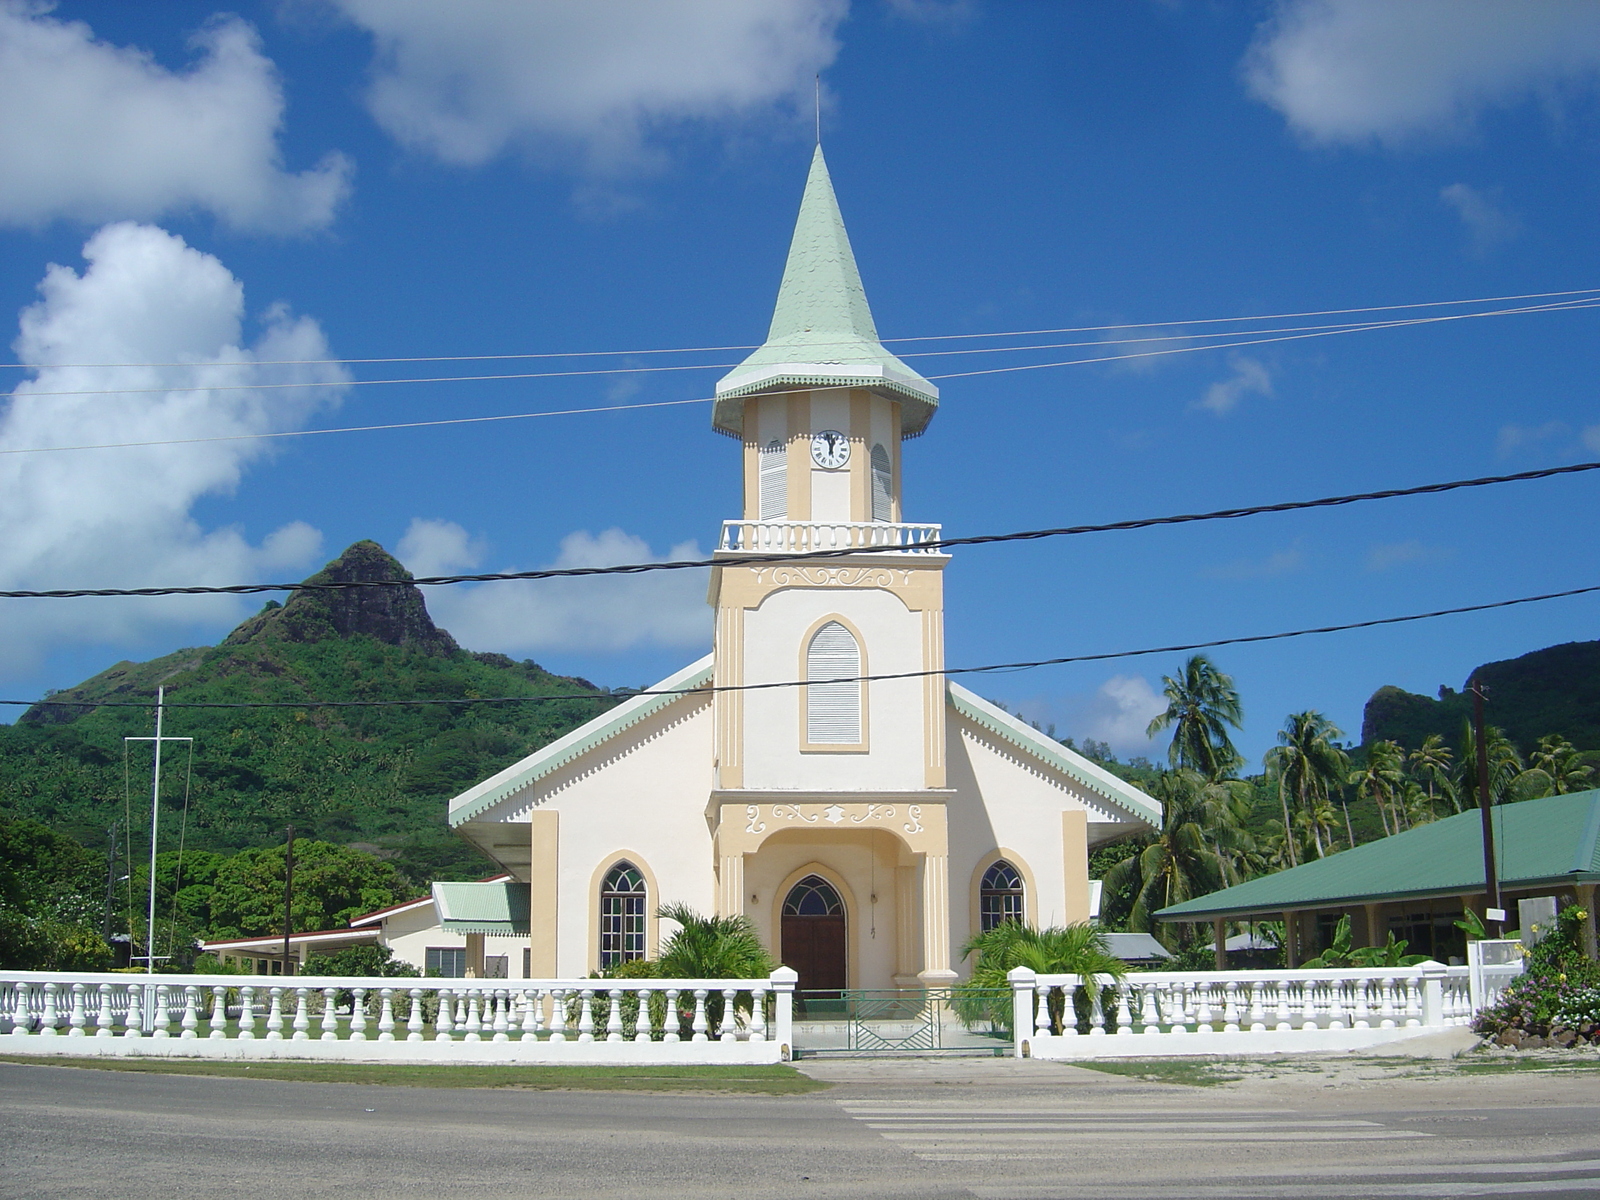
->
xmin=1440 ymin=183 xmax=1521 ymax=253
xmin=0 ymin=2 xmax=350 ymax=231
xmin=0 ymin=222 xmax=348 ymax=672
xmin=327 ymin=0 xmax=845 ymax=171
xmin=1245 ymin=0 xmax=1600 ymax=146
xmin=411 ymin=527 xmax=711 ymax=654
xmin=1004 ymin=676 xmax=1167 ymax=760
xmin=1196 ymin=354 xmax=1272 ymax=416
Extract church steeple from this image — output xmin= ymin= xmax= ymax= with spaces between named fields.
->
xmin=713 ymin=146 xmax=939 ymax=439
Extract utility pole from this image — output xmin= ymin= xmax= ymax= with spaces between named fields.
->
xmin=124 ymin=686 xmax=192 ymax=974
xmin=282 ymin=825 xmax=296 ymax=977
xmin=102 ymin=821 xmax=118 ymax=942
xmin=1472 ymin=682 xmax=1504 ymax=937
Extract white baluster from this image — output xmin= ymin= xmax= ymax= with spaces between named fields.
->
xmin=1274 ymin=978 xmax=1294 ymax=1031
xmin=176 ymin=985 xmax=199 ymax=1039
xmin=1195 ymin=983 xmax=1214 ymax=1033
xmin=95 ymin=983 xmax=115 ymax=1037
xmin=464 ymin=990 xmax=483 ymax=1042
xmin=265 ymin=987 xmax=284 ymax=1039
xmin=578 ymin=989 xmax=596 ymax=1043
xmin=662 ymin=989 xmax=680 ymax=1042
xmin=436 ymin=988 xmax=456 ymax=1040
xmin=319 ymin=987 xmax=339 ymax=1040
xmin=1164 ymin=982 xmax=1188 ymax=1034
xmin=237 ymin=987 xmax=256 ymax=1039
xmin=691 ymin=989 xmax=709 ymax=1042
xmin=291 ymin=987 xmax=311 ymax=1040
xmin=522 ymin=988 xmax=542 ymax=1040
xmin=1113 ymin=983 xmax=1133 ymax=1036
xmin=349 ymin=988 xmax=369 ymax=1040
xmin=376 ymin=987 xmax=395 ymax=1041
xmin=606 ymin=988 xmax=625 ymax=1042
xmin=1403 ymin=977 xmax=1423 ymax=1027
xmin=547 ymin=989 xmax=567 ymax=1042
xmin=493 ymin=989 xmax=511 ymax=1042
xmin=124 ymin=983 xmax=144 ymax=1039
xmin=10 ymin=981 xmax=31 ymax=1036
xmin=152 ymin=985 xmax=173 ymax=1038
xmin=407 ymin=988 xmax=425 ymax=1042
xmin=720 ymin=989 xmax=739 ymax=1042
xmin=634 ymin=987 xmax=654 ymax=1043
xmin=748 ymin=987 xmax=767 ymax=1042
xmin=39 ymin=982 xmax=59 ymax=1037
xmin=1327 ymin=980 xmax=1347 ymax=1030
xmin=68 ymin=982 xmax=88 ymax=1037
xmin=1088 ymin=979 xmax=1106 ymax=1036
xmin=1140 ymin=982 xmax=1161 ymax=1035
xmin=1035 ymin=985 xmax=1053 ymax=1040
xmin=1222 ymin=981 xmax=1240 ymax=1033
xmin=1248 ymin=979 xmax=1266 ymax=1033
xmin=1353 ymin=978 xmax=1371 ymax=1029
xmin=211 ymin=986 xmax=230 ymax=1039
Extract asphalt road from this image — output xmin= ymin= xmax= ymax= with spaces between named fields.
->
xmin=3 ymin=1055 xmax=1599 ymax=1199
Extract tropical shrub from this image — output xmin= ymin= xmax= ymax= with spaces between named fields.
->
xmin=953 ymin=922 xmax=1125 ymax=1033
xmin=1472 ymin=905 xmax=1600 ymax=1045
xmin=1301 ymin=915 xmax=1427 ymax=968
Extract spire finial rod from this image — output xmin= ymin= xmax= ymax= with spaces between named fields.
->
xmin=814 ymin=75 xmax=821 ymax=145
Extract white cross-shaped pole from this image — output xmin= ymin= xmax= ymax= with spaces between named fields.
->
xmin=125 ymin=685 xmax=193 ymax=975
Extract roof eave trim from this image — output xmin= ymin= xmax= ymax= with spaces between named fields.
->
xmin=945 ymin=681 xmax=1162 ymax=827
xmin=447 ymin=653 xmax=714 ymax=827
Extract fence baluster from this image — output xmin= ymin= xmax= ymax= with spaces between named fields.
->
xmin=464 ymin=990 xmax=483 ymax=1042
xmin=291 ymin=988 xmax=311 ymax=1041
xmin=237 ymin=987 xmax=255 ymax=1039
xmin=720 ymin=988 xmax=739 ymax=1042
xmin=124 ymin=983 xmax=144 ymax=1039
xmin=748 ymin=987 xmax=767 ymax=1042
xmin=95 ymin=983 xmax=116 ymax=1037
xmin=605 ymin=988 xmax=625 ymax=1042
xmin=662 ymin=989 xmax=680 ymax=1043
xmin=577 ymin=989 xmax=596 ymax=1043
xmin=634 ymin=987 xmax=654 ymax=1043
xmin=212 ymin=986 xmax=230 ymax=1039
xmin=265 ymin=987 xmax=284 ymax=1039
xmin=493 ymin=989 xmax=511 ymax=1043
xmin=691 ymin=989 xmax=709 ymax=1042
xmin=407 ymin=988 xmax=426 ymax=1042
xmin=547 ymin=989 xmax=566 ymax=1042
xmin=68 ymin=982 xmax=88 ymax=1037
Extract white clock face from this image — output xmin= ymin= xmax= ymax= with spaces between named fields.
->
xmin=810 ymin=429 xmax=850 ymax=470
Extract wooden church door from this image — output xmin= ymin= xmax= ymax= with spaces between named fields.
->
xmin=781 ymin=875 xmax=847 ymax=995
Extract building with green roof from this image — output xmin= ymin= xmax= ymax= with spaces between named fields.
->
xmin=1156 ymin=789 xmax=1600 ymax=967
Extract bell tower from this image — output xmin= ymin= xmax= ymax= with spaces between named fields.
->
xmin=707 ymin=146 xmax=949 ymax=796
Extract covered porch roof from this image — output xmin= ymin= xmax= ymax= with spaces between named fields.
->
xmin=432 ymin=878 xmax=529 ymax=937
xmin=1155 ymin=788 xmax=1600 ymax=923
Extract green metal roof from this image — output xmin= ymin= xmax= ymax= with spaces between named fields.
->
xmin=946 ymin=682 xmax=1162 ymax=828
xmin=1157 ymin=788 xmax=1600 ymax=921
xmin=448 ymin=654 xmax=713 ymax=827
xmin=714 ymin=146 xmax=938 ymax=438
xmin=432 ymin=879 xmax=529 ymax=936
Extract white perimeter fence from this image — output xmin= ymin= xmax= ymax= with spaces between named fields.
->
xmin=0 ymin=968 xmax=798 ymax=1064
xmin=1008 ymin=943 xmax=1524 ymax=1059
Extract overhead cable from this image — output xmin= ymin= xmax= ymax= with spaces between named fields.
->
xmin=11 ymin=581 xmax=1598 ymax=709
xmin=2 ymin=458 xmax=1596 ymax=599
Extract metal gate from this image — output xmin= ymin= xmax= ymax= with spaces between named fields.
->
xmin=793 ymin=988 xmax=1013 ymax=1056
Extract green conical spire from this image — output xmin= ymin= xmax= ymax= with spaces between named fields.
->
xmin=714 ymin=146 xmax=938 ymax=438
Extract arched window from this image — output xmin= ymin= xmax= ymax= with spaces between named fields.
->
xmin=758 ymin=438 xmax=787 ymax=520
xmin=783 ymin=875 xmax=844 ymax=915
xmin=870 ymin=443 xmax=892 ymax=522
xmin=599 ymin=861 xmax=647 ymax=968
xmin=806 ymin=621 xmax=861 ymax=744
xmin=980 ymin=860 xmax=1025 ymax=931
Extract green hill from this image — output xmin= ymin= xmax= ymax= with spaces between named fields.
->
xmin=1361 ymin=639 xmax=1600 ymax=753
xmin=0 ymin=542 xmax=619 ymax=882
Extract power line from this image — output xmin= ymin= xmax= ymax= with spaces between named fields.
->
xmin=6 ymin=294 xmax=1597 ymax=402
xmin=11 ymin=581 xmax=1598 ymax=710
xmin=4 ymin=285 xmax=1595 ymax=370
xmin=1 ymin=458 xmax=1596 ymax=599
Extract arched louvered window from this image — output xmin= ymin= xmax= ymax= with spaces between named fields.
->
xmin=980 ymin=860 xmax=1025 ymax=931
xmin=758 ymin=439 xmax=787 ymax=520
xmin=870 ymin=443 xmax=892 ymax=522
xmin=805 ymin=621 xmax=862 ymax=745
xmin=600 ymin=861 xmax=646 ymax=968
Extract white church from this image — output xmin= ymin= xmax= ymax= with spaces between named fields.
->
xmin=438 ymin=147 xmax=1160 ymax=993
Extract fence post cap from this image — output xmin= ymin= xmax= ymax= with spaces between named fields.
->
xmin=1419 ymin=959 xmax=1449 ymax=976
xmin=1006 ymin=966 xmax=1037 ymax=984
xmin=769 ymin=966 xmax=798 ymax=986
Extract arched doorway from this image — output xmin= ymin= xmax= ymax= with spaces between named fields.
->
xmin=781 ymin=875 xmax=847 ymax=996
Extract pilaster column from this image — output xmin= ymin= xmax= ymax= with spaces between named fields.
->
xmin=717 ymin=854 xmax=745 ymax=919
xmin=464 ymin=932 xmax=485 ymax=979
xmin=1362 ymin=902 xmax=1384 ymax=950
xmin=1283 ymin=910 xmax=1299 ymax=968
xmin=918 ymin=853 xmax=956 ymax=985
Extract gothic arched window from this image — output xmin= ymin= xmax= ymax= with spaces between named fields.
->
xmin=600 ymin=861 xmax=647 ymax=968
xmin=979 ymin=860 xmax=1025 ymax=931
xmin=806 ymin=621 xmax=861 ymax=745
xmin=870 ymin=443 xmax=892 ymax=522
xmin=758 ymin=439 xmax=787 ymax=520
xmin=783 ymin=875 xmax=844 ymax=916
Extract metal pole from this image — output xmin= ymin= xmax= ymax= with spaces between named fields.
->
xmin=1472 ymin=683 xmax=1502 ymax=937
xmin=282 ymin=825 xmax=295 ymax=977
xmin=103 ymin=821 xmax=117 ymax=942
xmin=145 ymin=686 xmax=164 ymax=976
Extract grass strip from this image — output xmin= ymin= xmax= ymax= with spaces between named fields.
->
xmin=1067 ymin=1058 xmax=1243 ymax=1087
xmin=0 ymin=1056 xmax=830 ymax=1093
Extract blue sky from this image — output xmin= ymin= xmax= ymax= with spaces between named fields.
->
xmin=2 ymin=0 xmax=1599 ymax=766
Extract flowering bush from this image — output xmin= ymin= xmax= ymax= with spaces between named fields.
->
xmin=1472 ymin=905 xmax=1600 ymax=1044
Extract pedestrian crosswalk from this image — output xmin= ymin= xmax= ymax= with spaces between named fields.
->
xmin=838 ymin=1102 xmax=1600 ymax=1198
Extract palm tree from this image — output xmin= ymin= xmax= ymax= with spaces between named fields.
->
xmin=1146 ymin=655 xmax=1244 ymax=780
xmin=649 ymin=903 xmax=776 ymax=1036
xmin=1265 ymin=712 xmax=1350 ymax=861
xmin=1408 ymin=734 xmax=1456 ymax=813
xmin=1454 ymin=721 xmax=1524 ymax=806
xmin=1101 ymin=770 xmax=1227 ymax=944
xmin=955 ymin=922 xmax=1125 ymax=1034
xmin=1351 ymin=740 xmax=1405 ymax=837
xmin=1530 ymin=734 xmax=1595 ymax=795
xmin=1196 ymin=777 xmax=1257 ymax=885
